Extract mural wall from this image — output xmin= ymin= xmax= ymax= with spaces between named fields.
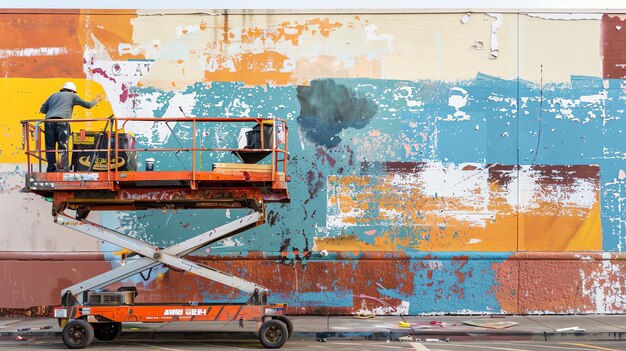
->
xmin=1 ymin=9 xmax=626 ymax=315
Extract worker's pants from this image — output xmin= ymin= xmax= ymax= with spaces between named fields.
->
xmin=44 ymin=118 xmax=70 ymax=172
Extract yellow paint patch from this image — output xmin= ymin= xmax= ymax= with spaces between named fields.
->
xmin=520 ymin=200 xmax=602 ymax=251
xmin=0 ymin=78 xmax=113 ymax=164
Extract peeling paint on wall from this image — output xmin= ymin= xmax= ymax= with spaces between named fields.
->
xmin=1 ymin=10 xmax=626 ymax=315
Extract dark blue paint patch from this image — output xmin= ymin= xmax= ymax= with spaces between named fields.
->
xmin=297 ymin=79 xmax=377 ymax=147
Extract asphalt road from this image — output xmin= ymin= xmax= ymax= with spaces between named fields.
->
xmin=3 ymin=339 xmax=626 ymax=350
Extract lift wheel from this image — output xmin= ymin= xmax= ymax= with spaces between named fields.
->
xmin=61 ymin=319 xmax=94 ymax=349
xmin=259 ymin=319 xmax=289 ymax=349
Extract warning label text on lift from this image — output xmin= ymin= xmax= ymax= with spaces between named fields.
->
xmin=163 ymin=308 xmax=208 ymax=316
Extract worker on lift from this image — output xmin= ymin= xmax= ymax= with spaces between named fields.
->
xmin=40 ymin=82 xmax=102 ymax=172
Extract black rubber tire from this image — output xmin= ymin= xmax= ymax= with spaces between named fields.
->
xmin=62 ymin=319 xmax=94 ymax=349
xmin=259 ymin=319 xmax=288 ymax=349
xmin=92 ymin=322 xmax=121 ymax=341
xmin=274 ymin=316 xmax=293 ymax=340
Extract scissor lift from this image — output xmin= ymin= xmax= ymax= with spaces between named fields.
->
xmin=21 ymin=116 xmax=292 ymax=349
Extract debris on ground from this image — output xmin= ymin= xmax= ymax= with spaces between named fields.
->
xmin=425 ymin=337 xmax=450 ymax=342
xmin=354 ymin=312 xmax=375 ymax=319
xmin=16 ymin=326 xmax=53 ymax=331
xmin=556 ymin=326 xmax=586 ymax=332
xmin=463 ymin=318 xmax=519 ymax=329
xmin=398 ymin=336 xmax=413 ymax=342
xmin=398 ymin=320 xmax=457 ymax=329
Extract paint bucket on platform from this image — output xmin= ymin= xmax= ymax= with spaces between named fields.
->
xmin=145 ymin=158 xmax=155 ymax=171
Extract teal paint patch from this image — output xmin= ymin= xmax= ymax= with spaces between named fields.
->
xmin=271 ymin=290 xmax=354 ymax=307
xmin=122 ymin=74 xmax=624 ymax=261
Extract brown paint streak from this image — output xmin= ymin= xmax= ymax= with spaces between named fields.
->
xmin=531 ymin=165 xmax=599 ymax=188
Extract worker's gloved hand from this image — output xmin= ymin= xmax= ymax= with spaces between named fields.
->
xmin=94 ymin=95 xmax=103 ymax=102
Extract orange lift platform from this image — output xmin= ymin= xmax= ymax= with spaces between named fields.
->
xmin=21 ymin=116 xmax=292 ymax=349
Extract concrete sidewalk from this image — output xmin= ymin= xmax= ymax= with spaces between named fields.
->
xmin=1 ymin=315 xmax=626 ymax=343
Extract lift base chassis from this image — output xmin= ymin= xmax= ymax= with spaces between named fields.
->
xmin=55 ymin=301 xmax=292 ymax=349
xmin=55 ymin=303 xmax=287 ymax=323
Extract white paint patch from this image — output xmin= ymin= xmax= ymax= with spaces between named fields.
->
xmin=393 ymin=86 xmax=424 ymax=108
xmin=355 ymin=300 xmax=410 ymax=316
xmin=486 ymin=13 xmax=502 ymax=59
xmin=580 ymin=255 xmax=626 ymax=313
xmin=443 ymin=87 xmax=470 ymax=121
xmin=364 ymin=24 xmax=394 ymax=49
xmin=580 ymin=91 xmax=607 ymax=104
xmin=176 ymin=24 xmax=202 ymax=37
xmin=327 ymin=162 xmax=496 ymax=228
xmin=328 ymin=162 xmax=600 ymax=229
xmin=460 ymin=12 xmax=471 ymax=24
xmin=118 ymin=43 xmax=142 ymax=56
xmin=619 ymin=169 xmax=626 ymax=180
xmin=0 ymin=47 xmax=69 ymax=58
xmin=466 ymin=238 xmax=482 ymax=244
xmin=448 ymin=87 xmax=468 ymax=109
xmin=514 ymin=166 xmax=599 ymax=214
xmin=85 ymin=59 xmax=154 ymax=115
xmin=212 ymin=236 xmax=244 ymax=248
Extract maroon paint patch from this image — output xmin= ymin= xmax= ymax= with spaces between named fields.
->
xmin=602 ymin=14 xmax=626 ymax=79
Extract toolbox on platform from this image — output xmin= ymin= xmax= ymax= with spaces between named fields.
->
xmin=71 ymin=131 xmax=137 ymax=171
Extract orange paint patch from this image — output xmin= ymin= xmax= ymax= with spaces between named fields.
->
xmin=204 ymin=51 xmax=293 ymax=86
xmin=79 ymin=12 xmax=142 ymax=60
xmin=266 ymin=19 xmax=342 ymax=45
xmin=205 ymin=18 xmax=344 ymax=85
xmin=0 ymin=13 xmax=84 ymax=78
